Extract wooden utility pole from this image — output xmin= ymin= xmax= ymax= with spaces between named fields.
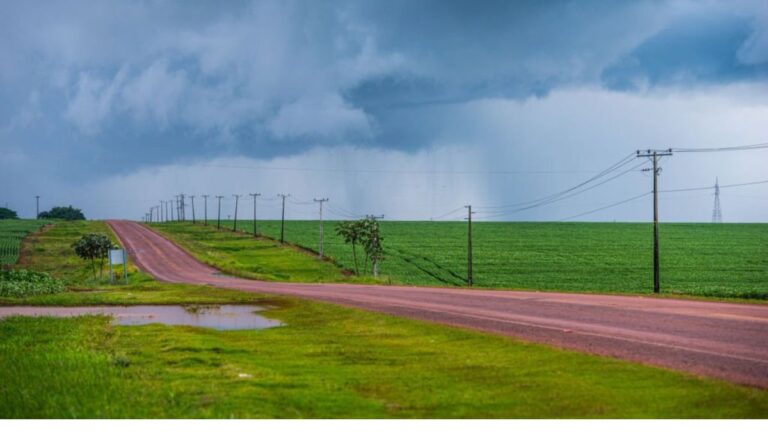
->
xmin=180 ymin=193 xmax=186 ymax=221
xmin=465 ymin=205 xmax=475 ymax=287
xmin=190 ymin=195 xmax=196 ymax=224
xmin=35 ymin=195 xmax=40 ymax=219
xmin=202 ymin=195 xmax=209 ymax=226
xmin=278 ymin=194 xmax=289 ymax=244
xmin=249 ymin=193 xmax=261 ymax=237
xmin=216 ymin=195 xmax=224 ymax=230
xmin=232 ymin=194 xmax=242 ymax=231
xmin=636 ymin=149 xmax=672 ymax=294
xmin=368 ymin=214 xmax=385 ymax=277
xmin=314 ymin=198 xmax=329 ymax=258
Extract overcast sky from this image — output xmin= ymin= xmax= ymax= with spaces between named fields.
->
xmin=1 ymin=0 xmax=767 ymax=222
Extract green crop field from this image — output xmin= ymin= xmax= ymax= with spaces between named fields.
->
xmin=0 ymin=220 xmax=49 ymax=266
xmin=208 ymin=220 xmax=768 ymax=300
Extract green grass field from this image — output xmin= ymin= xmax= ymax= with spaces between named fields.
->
xmin=204 ymin=220 xmax=768 ymax=300
xmin=0 ymin=220 xmax=49 ymax=266
xmin=3 ymin=221 xmax=768 ymax=418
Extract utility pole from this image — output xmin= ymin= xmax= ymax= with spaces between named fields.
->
xmin=712 ymin=177 xmax=722 ymax=223
xmin=314 ymin=198 xmax=329 ymax=258
xmin=465 ymin=205 xmax=475 ymax=287
xmin=190 ymin=195 xmax=196 ymax=224
xmin=278 ymin=194 xmax=290 ymax=244
xmin=249 ymin=193 xmax=261 ymax=237
xmin=160 ymin=201 xmax=164 ymax=222
xmin=233 ymin=194 xmax=242 ymax=232
xmin=369 ymin=214 xmax=385 ymax=276
xmin=174 ymin=195 xmax=180 ymax=221
xmin=35 ymin=195 xmax=40 ymax=219
xmin=216 ymin=195 xmax=224 ymax=230
xmin=150 ymin=206 xmax=154 ymax=223
xmin=180 ymin=193 xmax=186 ymax=221
xmin=637 ymin=149 xmax=673 ymax=294
xmin=202 ymin=195 xmax=209 ymax=226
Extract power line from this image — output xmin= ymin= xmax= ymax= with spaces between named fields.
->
xmin=559 ymin=191 xmax=652 ymax=221
xmin=477 ymin=159 xmax=648 ymax=218
xmin=475 ymin=152 xmax=638 ymax=211
xmin=430 ymin=206 xmax=466 ymax=221
xmin=661 ymin=178 xmax=768 ymax=193
xmin=671 ymin=142 xmax=768 ymax=153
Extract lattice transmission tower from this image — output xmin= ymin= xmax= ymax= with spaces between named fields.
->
xmin=712 ymin=177 xmax=722 ymax=223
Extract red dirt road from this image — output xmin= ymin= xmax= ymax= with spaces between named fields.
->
xmin=108 ymin=220 xmax=768 ymax=388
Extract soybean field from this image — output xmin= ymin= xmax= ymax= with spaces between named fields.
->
xmin=0 ymin=220 xmax=49 ymax=266
xmin=214 ymin=220 xmax=768 ymax=299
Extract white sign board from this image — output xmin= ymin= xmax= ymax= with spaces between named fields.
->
xmin=109 ymin=249 xmax=125 ymax=265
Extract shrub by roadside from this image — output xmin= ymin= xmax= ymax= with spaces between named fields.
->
xmin=0 ymin=269 xmax=65 ymax=297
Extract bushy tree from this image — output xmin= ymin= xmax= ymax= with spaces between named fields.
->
xmin=335 ymin=220 xmax=362 ymax=275
xmin=335 ymin=216 xmax=385 ymax=276
xmin=71 ymin=233 xmax=113 ymax=279
xmin=39 ymin=205 xmax=85 ymax=220
xmin=0 ymin=207 xmax=18 ymax=220
xmin=359 ymin=216 xmax=385 ymax=276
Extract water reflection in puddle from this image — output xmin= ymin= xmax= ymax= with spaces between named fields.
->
xmin=0 ymin=305 xmax=282 ymax=330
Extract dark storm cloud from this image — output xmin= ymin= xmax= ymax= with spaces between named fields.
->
xmin=0 ymin=0 xmax=766 ymax=200
xmin=602 ymin=11 xmax=768 ymax=90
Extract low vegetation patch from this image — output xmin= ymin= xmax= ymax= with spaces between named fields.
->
xmin=0 ymin=269 xmax=65 ymax=297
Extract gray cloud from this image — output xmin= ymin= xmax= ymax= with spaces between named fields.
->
xmin=1 ymin=0 xmax=767 ymax=221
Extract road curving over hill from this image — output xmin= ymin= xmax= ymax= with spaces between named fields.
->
xmin=108 ymin=220 xmax=768 ymax=388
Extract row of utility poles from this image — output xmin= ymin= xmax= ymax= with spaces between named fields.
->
xmin=140 ymin=152 xmax=672 ymax=292
xmin=143 ymin=193 xmax=332 ymax=254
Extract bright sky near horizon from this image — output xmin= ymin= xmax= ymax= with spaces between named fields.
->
xmin=1 ymin=0 xmax=767 ymax=221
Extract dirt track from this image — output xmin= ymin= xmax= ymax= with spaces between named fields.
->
xmin=108 ymin=220 xmax=768 ymax=388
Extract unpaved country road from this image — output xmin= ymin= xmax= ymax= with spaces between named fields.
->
xmin=108 ymin=220 xmax=768 ymax=388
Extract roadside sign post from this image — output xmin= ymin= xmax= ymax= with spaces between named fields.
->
xmin=109 ymin=249 xmax=128 ymax=284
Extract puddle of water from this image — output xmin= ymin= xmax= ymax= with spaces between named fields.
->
xmin=0 ymin=305 xmax=282 ymax=330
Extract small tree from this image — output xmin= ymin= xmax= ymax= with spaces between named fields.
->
xmin=335 ymin=220 xmax=362 ymax=275
xmin=72 ymin=233 xmax=113 ymax=279
xmin=336 ymin=217 xmax=385 ymax=277
xmin=359 ymin=216 xmax=384 ymax=277
xmin=0 ymin=207 xmax=18 ymax=220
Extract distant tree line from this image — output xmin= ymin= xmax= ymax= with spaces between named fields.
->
xmin=39 ymin=206 xmax=85 ymax=221
xmin=0 ymin=207 xmax=18 ymax=220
